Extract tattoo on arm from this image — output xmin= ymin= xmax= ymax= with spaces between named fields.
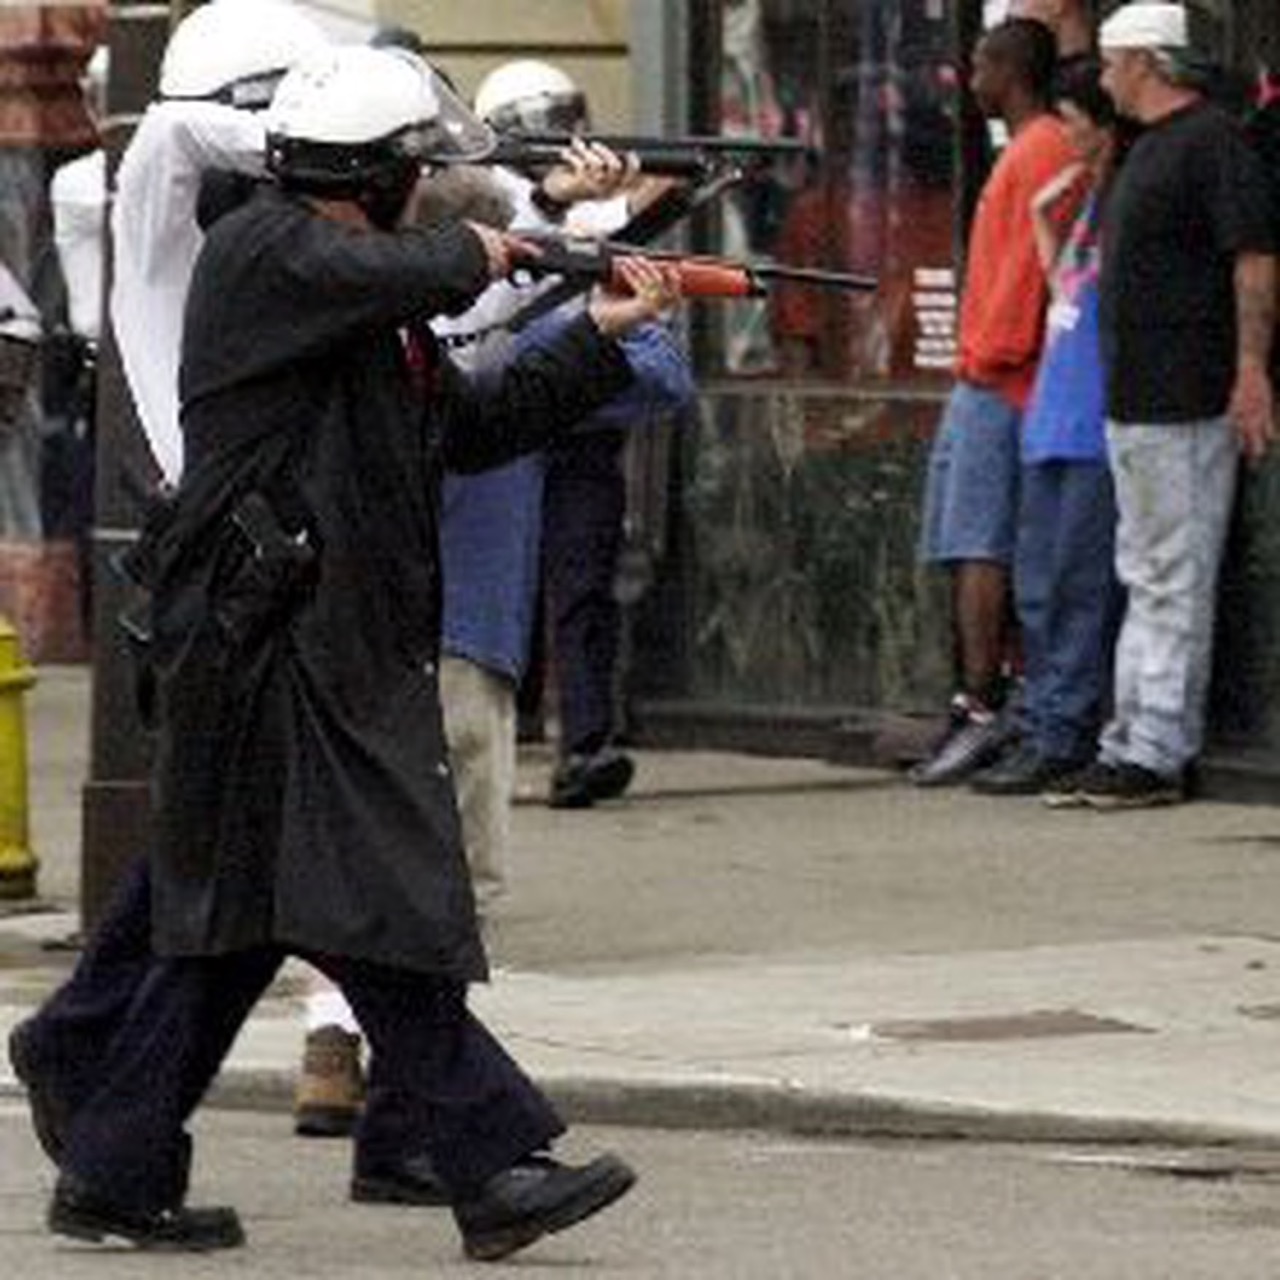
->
xmin=1236 ymin=252 xmax=1277 ymax=367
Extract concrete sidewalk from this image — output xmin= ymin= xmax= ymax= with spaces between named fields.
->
xmin=5 ymin=665 xmax=1280 ymax=1149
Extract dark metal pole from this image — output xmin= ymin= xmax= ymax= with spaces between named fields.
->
xmin=953 ymin=0 xmax=988 ymax=266
xmin=79 ymin=1 xmax=173 ymax=930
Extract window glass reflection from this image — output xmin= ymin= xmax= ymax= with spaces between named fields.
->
xmin=714 ymin=0 xmax=959 ymax=385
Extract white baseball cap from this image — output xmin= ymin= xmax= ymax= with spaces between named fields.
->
xmin=1099 ymin=3 xmax=1189 ymax=51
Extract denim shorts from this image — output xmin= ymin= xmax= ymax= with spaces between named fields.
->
xmin=919 ymin=381 xmax=1021 ymax=565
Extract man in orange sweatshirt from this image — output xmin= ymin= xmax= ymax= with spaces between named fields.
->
xmin=912 ymin=16 xmax=1077 ymax=786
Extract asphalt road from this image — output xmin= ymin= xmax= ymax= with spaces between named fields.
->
xmin=4 ymin=1108 xmax=1280 ymax=1279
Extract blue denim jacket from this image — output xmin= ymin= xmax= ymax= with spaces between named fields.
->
xmin=441 ymin=318 xmax=695 ymax=679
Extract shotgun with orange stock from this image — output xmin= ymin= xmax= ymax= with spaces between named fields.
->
xmin=516 ymin=236 xmax=877 ymax=302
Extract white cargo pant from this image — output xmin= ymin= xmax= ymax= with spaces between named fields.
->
xmin=1098 ymin=418 xmax=1238 ymax=778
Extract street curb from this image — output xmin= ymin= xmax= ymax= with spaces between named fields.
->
xmin=180 ymin=1068 xmax=1280 ymax=1153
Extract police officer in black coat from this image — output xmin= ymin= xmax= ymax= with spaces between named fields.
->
xmin=33 ymin=44 xmax=683 ymax=1261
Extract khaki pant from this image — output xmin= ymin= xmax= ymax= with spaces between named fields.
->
xmin=441 ymin=655 xmax=516 ymax=913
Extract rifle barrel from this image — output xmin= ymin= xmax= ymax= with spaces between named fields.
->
xmin=513 ymin=130 xmax=813 ymax=159
xmin=487 ymin=139 xmax=713 ymax=179
xmin=749 ymin=262 xmax=879 ymax=293
xmin=609 ymin=245 xmax=879 ymax=294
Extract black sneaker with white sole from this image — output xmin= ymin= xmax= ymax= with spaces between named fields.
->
xmin=1040 ymin=761 xmax=1099 ymax=809
xmin=1079 ymin=761 xmax=1183 ymax=811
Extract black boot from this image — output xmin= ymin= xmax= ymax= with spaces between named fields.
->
xmin=454 ymin=1152 xmax=636 ymax=1261
xmin=549 ymin=746 xmax=634 ymax=809
xmin=351 ymin=1152 xmax=451 ymax=1206
xmin=48 ymin=1175 xmax=245 ymax=1251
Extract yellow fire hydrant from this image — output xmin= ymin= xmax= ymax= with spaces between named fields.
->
xmin=0 ymin=615 xmax=37 ymax=899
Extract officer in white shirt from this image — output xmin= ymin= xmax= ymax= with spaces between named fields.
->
xmin=109 ymin=0 xmax=326 ymax=485
xmin=51 ymin=47 xmax=108 ymax=346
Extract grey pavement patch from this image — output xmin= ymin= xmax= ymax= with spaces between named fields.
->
xmin=0 ymin=898 xmax=61 ymax=920
xmin=865 ymin=1009 xmax=1152 ymax=1043
xmin=0 ymin=909 xmax=79 ymax=941
xmin=1205 ymin=834 xmax=1280 ymax=850
xmin=1047 ymin=1149 xmax=1280 ymax=1182
xmin=1238 ymin=1003 xmax=1280 ymax=1022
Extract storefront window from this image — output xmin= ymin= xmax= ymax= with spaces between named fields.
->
xmin=707 ymin=0 xmax=960 ymax=385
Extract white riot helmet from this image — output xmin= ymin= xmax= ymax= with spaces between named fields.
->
xmin=265 ymin=47 xmax=494 ymax=221
xmin=473 ymin=58 xmax=589 ymax=134
xmin=160 ymin=0 xmax=328 ymax=110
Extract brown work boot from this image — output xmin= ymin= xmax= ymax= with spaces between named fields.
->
xmin=294 ymin=1025 xmax=364 ymax=1138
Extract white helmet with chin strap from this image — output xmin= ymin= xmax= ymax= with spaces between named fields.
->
xmin=473 ymin=58 xmax=589 ymax=133
xmin=265 ymin=46 xmax=495 ymax=210
xmin=159 ymin=0 xmax=329 ymax=110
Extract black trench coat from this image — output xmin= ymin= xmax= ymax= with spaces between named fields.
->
xmin=146 ymin=186 xmax=632 ymax=979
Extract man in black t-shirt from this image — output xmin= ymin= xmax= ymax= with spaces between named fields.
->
xmin=1060 ymin=2 xmax=1277 ymax=810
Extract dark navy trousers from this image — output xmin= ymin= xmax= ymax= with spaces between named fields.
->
xmin=1014 ymin=458 xmax=1124 ymax=762
xmin=26 ymin=859 xmax=562 ymax=1212
xmin=22 ymin=856 xmax=157 ymax=1114
xmin=542 ymin=427 xmax=628 ymax=757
